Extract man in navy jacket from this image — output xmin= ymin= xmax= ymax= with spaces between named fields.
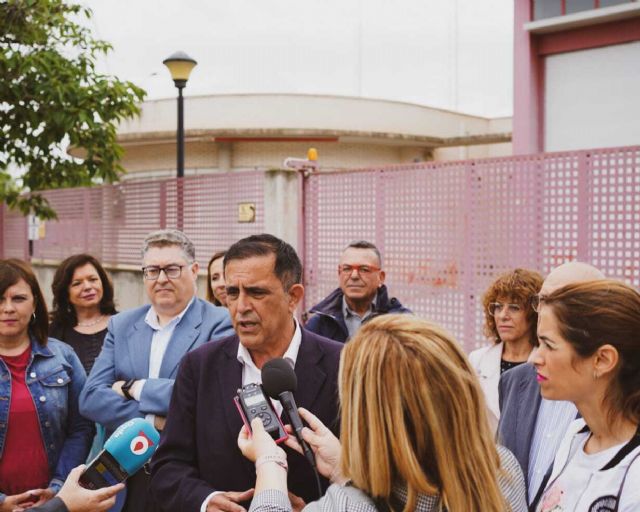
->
xmin=305 ymin=240 xmax=410 ymax=343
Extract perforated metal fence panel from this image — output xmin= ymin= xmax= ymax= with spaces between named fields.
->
xmin=2 ymin=147 xmax=639 ymax=350
xmin=2 ymin=172 xmax=265 ymax=269
xmin=303 ymin=146 xmax=640 ymax=352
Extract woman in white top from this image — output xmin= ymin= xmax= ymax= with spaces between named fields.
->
xmin=532 ymin=280 xmax=640 ymax=512
xmin=469 ymin=268 xmax=543 ymax=430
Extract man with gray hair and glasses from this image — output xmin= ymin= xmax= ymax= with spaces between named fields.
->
xmin=80 ymin=229 xmax=233 ymax=512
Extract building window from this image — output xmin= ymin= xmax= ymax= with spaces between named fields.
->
xmin=566 ymin=0 xmax=598 ymax=14
xmin=533 ymin=0 xmax=634 ymax=20
xmin=599 ymin=0 xmax=632 ymax=5
xmin=534 ymin=0 xmax=562 ymax=20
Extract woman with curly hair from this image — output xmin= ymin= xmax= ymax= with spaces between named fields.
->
xmin=470 ymin=268 xmax=543 ymax=430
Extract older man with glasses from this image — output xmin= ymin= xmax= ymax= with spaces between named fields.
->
xmin=79 ymin=229 xmax=233 ymax=512
xmin=305 ymin=240 xmax=410 ymax=343
xmin=498 ymin=261 xmax=605 ymax=509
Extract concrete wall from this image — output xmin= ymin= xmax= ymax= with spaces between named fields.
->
xmin=120 ymin=138 xmax=501 ymax=180
xmin=123 ymin=141 xmax=218 ymax=174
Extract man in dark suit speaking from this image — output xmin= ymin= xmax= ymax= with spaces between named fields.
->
xmin=150 ymin=234 xmax=343 ymax=512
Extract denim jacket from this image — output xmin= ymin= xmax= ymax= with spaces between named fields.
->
xmin=0 ymin=336 xmax=94 ymax=502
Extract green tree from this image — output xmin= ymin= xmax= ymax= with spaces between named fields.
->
xmin=1 ymin=0 xmax=146 ymax=218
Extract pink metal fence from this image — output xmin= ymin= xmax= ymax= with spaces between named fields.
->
xmin=1 ymin=172 xmax=266 ymax=269
xmin=1 ymin=146 xmax=639 ymax=350
xmin=303 ymin=145 xmax=640 ymax=352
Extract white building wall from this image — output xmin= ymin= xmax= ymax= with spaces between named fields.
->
xmin=232 ymin=141 xmax=402 ymax=169
xmin=123 ymin=141 xmax=218 ymax=173
xmin=544 ymin=41 xmax=640 ymax=152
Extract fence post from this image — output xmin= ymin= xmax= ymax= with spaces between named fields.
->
xmin=462 ymin=159 xmax=478 ymax=352
xmin=83 ymin=188 xmax=91 ymax=253
xmin=374 ymin=169 xmax=386 ymax=256
xmin=576 ymin=150 xmax=590 ymax=262
xmin=263 ymin=168 xmax=302 ymax=252
xmin=159 ymin=181 xmax=167 ymax=229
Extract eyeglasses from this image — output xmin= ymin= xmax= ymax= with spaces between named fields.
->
xmin=142 ymin=264 xmax=187 ymax=280
xmin=488 ymin=302 xmax=524 ymax=315
xmin=338 ymin=264 xmax=381 ymax=276
xmin=531 ymin=294 xmax=546 ymax=312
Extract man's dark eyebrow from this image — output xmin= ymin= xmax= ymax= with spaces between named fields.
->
xmin=244 ymin=286 xmax=269 ymax=294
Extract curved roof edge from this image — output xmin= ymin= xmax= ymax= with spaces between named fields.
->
xmin=118 ymin=93 xmax=512 ymax=142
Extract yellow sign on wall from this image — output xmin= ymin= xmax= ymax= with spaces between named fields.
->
xmin=238 ymin=203 xmax=256 ymax=223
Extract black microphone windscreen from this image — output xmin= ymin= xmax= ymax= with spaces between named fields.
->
xmin=262 ymin=357 xmax=297 ymax=398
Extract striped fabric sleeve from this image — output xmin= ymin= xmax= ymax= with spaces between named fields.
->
xmin=249 ymin=490 xmax=292 ymax=512
xmin=498 ymin=445 xmax=529 ymax=512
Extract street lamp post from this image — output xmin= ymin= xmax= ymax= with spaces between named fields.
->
xmin=163 ymin=51 xmax=197 ymax=229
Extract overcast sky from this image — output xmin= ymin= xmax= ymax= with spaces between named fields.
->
xmin=83 ymin=0 xmax=514 ymax=118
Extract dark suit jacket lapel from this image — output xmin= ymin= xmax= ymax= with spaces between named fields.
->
xmin=127 ymin=309 xmax=153 ymax=378
xmin=217 ymin=337 xmax=254 ymax=480
xmin=293 ymin=330 xmax=326 ymax=410
xmin=516 ymin=365 xmax=543 ymax=475
xmin=159 ymin=299 xmax=201 ymax=378
xmin=219 ymin=337 xmax=244 ymax=435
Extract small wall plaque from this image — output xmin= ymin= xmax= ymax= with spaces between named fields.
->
xmin=238 ymin=203 xmax=256 ymax=223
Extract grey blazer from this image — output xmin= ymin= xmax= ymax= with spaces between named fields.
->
xmin=497 ymin=362 xmax=541 ymax=487
xmin=248 ymin=446 xmax=527 ymax=512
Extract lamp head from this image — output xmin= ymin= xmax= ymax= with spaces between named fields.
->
xmin=163 ymin=51 xmax=197 ymax=88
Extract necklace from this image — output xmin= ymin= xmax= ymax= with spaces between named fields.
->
xmin=77 ymin=314 xmax=105 ymax=327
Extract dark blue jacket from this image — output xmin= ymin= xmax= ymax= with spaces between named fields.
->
xmin=304 ymin=285 xmax=411 ymax=343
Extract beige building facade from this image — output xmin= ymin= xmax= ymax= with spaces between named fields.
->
xmin=111 ymin=93 xmax=512 ymax=179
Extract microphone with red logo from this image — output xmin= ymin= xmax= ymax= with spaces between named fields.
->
xmin=79 ymin=418 xmax=160 ymax=489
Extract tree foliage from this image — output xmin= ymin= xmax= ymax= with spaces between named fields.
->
xmin=0 ymin=0 xmax=146 ymax=218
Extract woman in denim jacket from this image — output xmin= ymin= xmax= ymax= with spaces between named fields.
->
xmin=0 ymin=259 xmax=94 ymax=512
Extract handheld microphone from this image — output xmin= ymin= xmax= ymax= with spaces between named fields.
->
xmin=79 ymin=418 xmax=160 ymax=489
xmin=261 ymin=358 xmax=316 ymax=469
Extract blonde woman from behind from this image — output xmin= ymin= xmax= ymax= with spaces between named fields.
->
xmin=239 ymin=314 xmax=527 ymax=512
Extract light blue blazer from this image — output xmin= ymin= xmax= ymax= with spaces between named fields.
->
xmin=79 ymin=298 xmax=234 ymax=436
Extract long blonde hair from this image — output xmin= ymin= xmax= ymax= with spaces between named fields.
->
xmin=339 ymin=314 xmax=507 ymax=511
